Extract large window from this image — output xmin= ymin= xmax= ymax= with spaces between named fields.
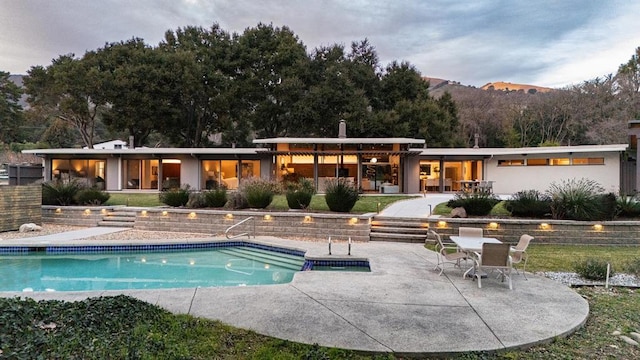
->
xmin=52 ymin=159 xmax=106 ymax=189
xmin=498 ymin=157 xmax=604 ymax=167
xmin=123 ymin=159 xmax=161 ymax=189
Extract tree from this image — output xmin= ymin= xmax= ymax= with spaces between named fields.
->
xmin=0 ymin=71 xmax=24 ymax=144
xmin=24 ymin=55 xmax=106 ymax=148
xmin=94 ymin=38 xmax=178 ymax=147
xmin=616 ymin=46 xmax=640 ymax=120
xmin=232 ymin=23 xmax=311 ymax=139
xmin=159 ymin=24 xmax=235 ymax=147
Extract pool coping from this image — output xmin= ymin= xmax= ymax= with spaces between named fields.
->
xmin=0 ymin=235 xmax=589 ymax=356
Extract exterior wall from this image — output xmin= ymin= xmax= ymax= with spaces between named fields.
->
xmin=106 ymin=157 xmax=120 ymax=191
xmin=179 ymin=156 xmax=200 ymax=190
xmin=0 ymin=185 xmax=42 ymax=232
xmin=486 ymin=152 xmax=621 ymax=194
xmin=404 ymin=156 xmax=421 ymax=193
xmin=427 ymin=218 xmax=640 ymax=246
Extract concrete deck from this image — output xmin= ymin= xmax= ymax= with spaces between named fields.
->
xmin=0 ymin=231 xmax=589 ymax=356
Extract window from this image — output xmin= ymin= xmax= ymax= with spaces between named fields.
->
xmin=498 ymin=159 xmax=525 ymax=166
xmin=572 ymin=157 xmax=604 ymax=165
xmin=550 ymin=158 xmax=570 ymax=166
xmin=526 ymin=158 xmax=548 ymax=166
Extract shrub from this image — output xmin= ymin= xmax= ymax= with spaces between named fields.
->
xmin=547 ymin=178 xmax=606 ymax=221
xmin=75 ymin=187 xmax=110 ymax=205
xmin=617 ymin=194 xmax=640 ymax=218
xmin=447 ymin=191 xmax=499 ymax=216
xmin=504 ymin=190 xmax=551 ymax=218
xmin=285 ymin=178 xmax=315 ymax=210
xmin=240 ymin=177 xmax=278 ymax=209
xmin=324 ymin=178 xmax=359 ymax=212
xmin=597 ymin=193 xmax=618 ymax=221
xmin=227 ymin=191 xmax=249 ymax=209
xmin=42 ymin=180 xmax=82 ymax=206
xmin=203 ymin=188 xmax=228 ymax=208
xmin=624 ymin=258 xmax=640 ymax=277
xmin=159 ymin=185 xmax=190 ymax=207
xmin=574 ymin=257 xmax=613 ymax=280
xmin=186 ymin=192 xmax=207 ymax=208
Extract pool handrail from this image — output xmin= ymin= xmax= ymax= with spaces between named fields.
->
xmin=225 ymin=216 xmax=255 ymax=239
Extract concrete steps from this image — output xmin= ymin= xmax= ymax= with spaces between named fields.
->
xmin=98 ymin=210 xmax=136 ymax=228
xmin=369 ymin=216 xmax=430 ymax=243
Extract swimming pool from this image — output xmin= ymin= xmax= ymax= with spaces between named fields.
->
xmin=0 ymin=242 xmax=307 ymax=292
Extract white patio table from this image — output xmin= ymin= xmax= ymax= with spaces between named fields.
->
xmin=450 ymin=235 xmax=502 ymax=278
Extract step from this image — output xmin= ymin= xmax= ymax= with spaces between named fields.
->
xmin=370 ymin=226 xmax=429 ymax=235
xmin=102 ymin=216 xmax=136 ymax=222
xmin=97 ymin=221 xmax=135 ymax=228
xmin=217 ymin=247 xmax=305 ymax=271
xmin=369 ymin=232 xmax=427 ymax=243
xmin=106 ymin=211 xmax=137 ymax=218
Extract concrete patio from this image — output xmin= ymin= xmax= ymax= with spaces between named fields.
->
xmin=0 ymin=234 xmax=589 ymax=356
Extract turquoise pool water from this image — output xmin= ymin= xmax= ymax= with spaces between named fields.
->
xmin=0 ymin=246 xmax=305 ymax=292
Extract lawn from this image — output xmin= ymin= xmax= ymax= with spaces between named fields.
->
xmin=104 ymin=192 xmax=416 ymax=213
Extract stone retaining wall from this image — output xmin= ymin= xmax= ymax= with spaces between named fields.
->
xmin=0 ymin=185 xmax=42 ymax=232
xmin=426 ymin=217 xmax=640 ymax=246
xmin=42 ymin=206 xmax=372 ymax=242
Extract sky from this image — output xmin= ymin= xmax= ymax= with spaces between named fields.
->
xmin=1 ymin=0 xmax=640 ymax=88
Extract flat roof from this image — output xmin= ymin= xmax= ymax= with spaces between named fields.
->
xmin=253 ymin=137 xmax=426 ymax=145
xmin=23 ymin=148 xmax=268 ymax=156
xmin=420 ymin=144 xmax=628 ymax=157
xmin=23 ymin=144 xmax=628 ymax=157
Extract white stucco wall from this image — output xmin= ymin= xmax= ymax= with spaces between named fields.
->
xmin=179 ymin=157 xmax=200 ymax=190
xmin=486 ymin=152 xmax=622 ymax=195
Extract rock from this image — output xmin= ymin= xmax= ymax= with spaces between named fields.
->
xmin=19 ymin=223 xmax=43 ymax=233
xmin=630 ymin=332 xmax=640 ymax=341
xmin=450 ymin=207 xmax=467 ymax=218
xmin=612 ymin=330 xmax=622 ymax=336
xmin=619 ymin=335 xmax=639 ymax=346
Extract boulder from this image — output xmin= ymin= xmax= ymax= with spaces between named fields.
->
xmin=450 ymin=207 xmax=467 ymax=218
xmin=19 ymin=223 xmax=43 ymax=233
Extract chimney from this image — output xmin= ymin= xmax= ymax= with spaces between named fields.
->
xmin=129 ymin=136 xmax=135 ymax=149
xmin=338 ymin=119 xmax=347 ymax=138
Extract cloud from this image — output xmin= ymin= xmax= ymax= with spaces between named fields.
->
xmin=1 ymin=0 xmax=639 ymax=88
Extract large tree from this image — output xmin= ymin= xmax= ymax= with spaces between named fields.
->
xmin=93 ymin=38 xmax=178 ymax=147
xmin=24 ymin=55 xmax=106 ymax=148
xmin=159 ymin=24 xmax=235 ymax=147
xmin=235 ymin=23 xmax=310 ymax=139
xmin=0 ymin=71 xmax=24 ymax=144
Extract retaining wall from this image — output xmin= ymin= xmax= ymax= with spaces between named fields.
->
xmin=0 ymin=185 xmax=42 ymax=232
xmin=426 ymin=217 xmax=640 ymax=246
xmin=42 ymin=206 xmax=372 ymax=242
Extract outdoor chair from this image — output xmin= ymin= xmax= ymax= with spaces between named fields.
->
xmin=430 ymin=230 xmax=467 ymax=276
xmin=473 ymin=243 xmax=513 ymax=290
xmin=511 ymin=234 xmax=534 ymax=279
xmin=459 ymin=227 xmax=483 ymax=238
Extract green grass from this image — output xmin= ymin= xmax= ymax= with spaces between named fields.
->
xmin=433 ymin=200 xmax=511 ymax=216
xmin=526 ymin=244 xmax=640 ymax=273
xmin=269 ymin=194 xmax=416 ymax=213
xmin=104 ymin=193 xmax=163 ymax=207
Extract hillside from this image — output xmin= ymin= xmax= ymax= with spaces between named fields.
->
xmin=480 ymin=81 xmax=553 ymax=93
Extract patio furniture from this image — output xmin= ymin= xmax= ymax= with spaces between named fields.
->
xmin=458 ymin=227 xmax=483 ymax=238
xmin=473 ymin=243 xmax=513 ymax=290
xmin=430 ymin=230 xmax=467 ymax=276
xmin=450 ymin=235 xmax=502 ymax=278
xmin=511 ymin=234 xmax=534 ymax=279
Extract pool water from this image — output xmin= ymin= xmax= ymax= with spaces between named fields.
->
xmin=0 ymin=246 xmax=305 ymax=292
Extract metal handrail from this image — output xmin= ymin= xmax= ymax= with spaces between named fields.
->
xmin=224 ymin=216 xmax=255 ymax=239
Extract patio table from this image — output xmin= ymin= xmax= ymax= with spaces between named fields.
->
xmin=450 ymin=235 xmax=502 ymax=278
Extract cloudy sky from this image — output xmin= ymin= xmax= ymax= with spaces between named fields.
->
xmin=1 ymin=0 xmax=639 ymax=88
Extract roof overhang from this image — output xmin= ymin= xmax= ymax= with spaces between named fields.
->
xmin=419 ymin=144 xmax=629 ymax=157
xmin=253 ymin=137 xmax=425 ymax=145
xmin=22 ymin=148 xmax=269 ymax=157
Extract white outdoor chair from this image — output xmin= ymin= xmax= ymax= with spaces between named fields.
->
xmin=473 ymin=243 xmax=513 ymax=290
xmin=511 ymin=234 xmax=534 ymax=279
xmin=430 ymin=230 xmax=467 ymax=276
xmin=459 ymin=227 xmax=483 ymax=238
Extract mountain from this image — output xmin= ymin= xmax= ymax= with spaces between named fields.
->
xmin=480 ymin=81 xmax=553 ymax=94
